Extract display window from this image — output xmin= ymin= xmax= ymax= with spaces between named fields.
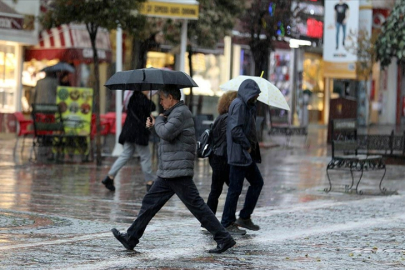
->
xmin=184 ymin=52 xmax=224 ymax=96
xmin=302 ymin=52 xmax=324 ymax=123
xmin=0 ymin=42 xmax=18 ymax=112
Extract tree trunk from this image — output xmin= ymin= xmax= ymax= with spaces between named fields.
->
xmin=130 ymin=36 xmax=141 ymax=69
xmin=250 ymin=39 xmax=270 ymax=118
xmin=87 ymin=24 xmax=102 ymax=166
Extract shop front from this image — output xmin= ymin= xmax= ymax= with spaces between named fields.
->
xmin=0 ymin=0 xmax=40 ymax=132
xmin=23 ymin=23 xmax=112 ymax=114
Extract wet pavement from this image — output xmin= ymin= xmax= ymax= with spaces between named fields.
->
xmin=1 ymin=125 xmax=405 ymax=269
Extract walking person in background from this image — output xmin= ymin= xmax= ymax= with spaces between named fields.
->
xmin=203 ymin=91 xmax=246 ymax=234
xmin=221 ymin=79 xmax=264 ymax=233
xmin=111 ymin=85 xmax=236 ymax=254
xmin=34 ymin=71 xmax=59 ymax=104
xmin=102 ymin=90 xmax=156 ymax=192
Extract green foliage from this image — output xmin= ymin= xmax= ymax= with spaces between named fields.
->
xmin=40 ymin=0 xmax=146 ymax=33
xmin=239 ymin=0 xmax=293 ymax=75
xmin=163 ymin=0 xmax=244 ymax=49
xmin=376 ymin=0 xmax=405 ymax=67
xmin=345 ymin=29 xmax=378 ymax=80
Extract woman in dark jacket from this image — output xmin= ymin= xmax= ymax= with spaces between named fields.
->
xmin=205 ymin=91 xmax=237 ymax=215
xmin=102 ymin=91 xmax=156 ymax=192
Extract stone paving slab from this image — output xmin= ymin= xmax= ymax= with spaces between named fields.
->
xmin=2 ymin=194 xmax=405 ymax=269
xmin=1 ymin=126 xmax=405 ymax=269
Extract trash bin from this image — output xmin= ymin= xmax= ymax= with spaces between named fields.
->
xmin=327 ymin=97 xmax=357 ymax=143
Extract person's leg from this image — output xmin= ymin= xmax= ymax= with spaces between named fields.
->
xmin=336 ymin=22 xmax=341 ymax=49
xmin=206 ymin=155 xmax=229 ymax=214
xmin=342 ymin=24 xmax=346 ymax=46
xmin=239 ymin=162 xmax=264 ymax=220
xmin=170 ymin=176 xmax=232 ymax=244
xmin=125 ymin=177 xmax=174 ymax=245
xmin=134 ymin=143 xmax=155 ymax=188
xmin=107 ymin=142 xmax=135 ymax=178
xmin=221 ymin=165 xmax=246 ymax=228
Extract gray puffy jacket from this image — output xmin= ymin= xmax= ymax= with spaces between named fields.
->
xmin=154 ymin=101 xmax=196 ymax=178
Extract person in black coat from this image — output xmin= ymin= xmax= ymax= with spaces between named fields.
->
xmin=102 ymin=91 xmax=156 ymax=192
xmin=206 ymin=91 xmax=237 ymax=214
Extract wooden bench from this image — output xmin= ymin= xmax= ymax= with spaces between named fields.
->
xmin=325 ymin=119 xmax=387 ymax=195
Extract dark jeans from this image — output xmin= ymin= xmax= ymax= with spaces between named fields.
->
xmin=207 ymin=154 xmax=230 ymax=214
xmin=336 ymin=22 xmax=346 ymax=48
xmin=221 ymin=162 xmax=264 ymax=228
xmin=126 ymin=175 xmax=231 ymax=246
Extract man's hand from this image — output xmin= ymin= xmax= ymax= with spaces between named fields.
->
xmin=247 ymin=147 xmax=251 ymax=153
xmin=146 ymin=115 xmax=155 ymax=128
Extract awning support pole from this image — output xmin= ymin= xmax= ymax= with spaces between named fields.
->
xmin=179 ymin=19 xmax=188 ymax=101
xmin=112 ymin=26 xmax=123 ymax=156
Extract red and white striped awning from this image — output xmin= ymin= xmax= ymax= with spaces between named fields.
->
xmin=25 ymin=24 xmax=112 ymax=64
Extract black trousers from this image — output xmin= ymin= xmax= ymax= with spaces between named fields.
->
xmin=126 ymin=175 xmax=232 ymax=246
xmin=207 ymin=154 xmax=230 ymax=214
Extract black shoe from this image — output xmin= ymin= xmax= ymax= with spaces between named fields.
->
xmin=208 ymin=237 xmax=236 ymax=254
xmin=111 ymin=228 xmax=135 ymax=250
xmin=235 ymin=217 xmax=260 ymax=231
xmin=225 ymin=223 xmax=247 ymax=235
xmin=102 ymin=176 xmax=115 ymax=191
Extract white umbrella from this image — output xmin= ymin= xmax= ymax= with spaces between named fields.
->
xmin=219 ymin=75 xmax=290 ymax=111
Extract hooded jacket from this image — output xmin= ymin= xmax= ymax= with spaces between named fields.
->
xmin=226 ymin=79 xmax=262 ymax=166
xmin=154 ymin=101 xmax=196 ymax=178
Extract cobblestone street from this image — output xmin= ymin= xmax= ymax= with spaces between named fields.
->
xmin=1 ymin=125 xmax=405 ymax=269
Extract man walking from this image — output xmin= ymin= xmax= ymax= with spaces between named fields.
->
xmin=111 ymin=85 xmax=235 ymax=254
xmin=221 ymin=79 xmax=264 ymax=233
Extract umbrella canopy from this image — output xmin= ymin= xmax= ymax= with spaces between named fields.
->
xmin=104 ymin=67 xmax=198 ymax=91
xmin=220 ymin=75 xmax=290 ymax=111
xmin=41 ymin=62 xmax=75 ymax=73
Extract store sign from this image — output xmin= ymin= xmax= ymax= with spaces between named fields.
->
xmin=0 ymin=15 xmax=23 ymax=30
xmin=323 ymin=0 xmax=359 ymax=78
xmin=140 ymin=1 xmax=199 ymax=19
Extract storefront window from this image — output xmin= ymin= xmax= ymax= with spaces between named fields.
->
xmin=269 ymin=50 xmax=292 ymax=123
xmin=22 ymin=59 xmax=57 ymax=112
xmin=0 ymin=43 xmax=17 ymax=112
xmin=303 ymin=53 xmax=324 ymax=123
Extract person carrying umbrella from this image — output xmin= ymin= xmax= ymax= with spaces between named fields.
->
xmin=101 ymin=90 xmax=156 ymax=192
xmin=221 ymin=79 xmax=264 ymax=232
xmin=111 ymin=85 xmax=235 ymax=254
xmin=34 ymin=71 xmax=59 ymax=104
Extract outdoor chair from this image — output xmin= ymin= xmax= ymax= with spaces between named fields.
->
xmin=13 ymin=112 xmax=34 ymax=156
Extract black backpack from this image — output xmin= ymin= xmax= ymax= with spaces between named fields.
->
xmin=196 ymin=128 xmax=213 ymax=158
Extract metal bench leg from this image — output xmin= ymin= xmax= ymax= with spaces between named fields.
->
xmin=325 ymin=167 xmax=332 ymax=192
xmin=348 ymin=168 xmax=355 ymax=191
xmin=379 ymin=165 xmax=387 ymax=194
xmin=355 ymin=168 xmax=365 ymax=195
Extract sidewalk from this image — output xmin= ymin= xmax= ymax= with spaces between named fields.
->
xmin=1 ymin=125 xmax=405 ymax=269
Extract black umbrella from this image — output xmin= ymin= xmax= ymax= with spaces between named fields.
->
xmin=41 ymin=62 xmax=75 ymax=73
xmin=104 ymin=67 xmax=198 ymax=91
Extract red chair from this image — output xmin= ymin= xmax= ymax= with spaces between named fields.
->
xmin=13 ymin=112 xmax=34 ymax=155
xmin=103 ymin=112 xmax=126 ymax=135
xmin=90 ymin=114 xmax=111 ymax=140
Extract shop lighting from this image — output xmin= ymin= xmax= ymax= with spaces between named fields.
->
xmin=289 ymin=38 xmax=312 ymax=48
